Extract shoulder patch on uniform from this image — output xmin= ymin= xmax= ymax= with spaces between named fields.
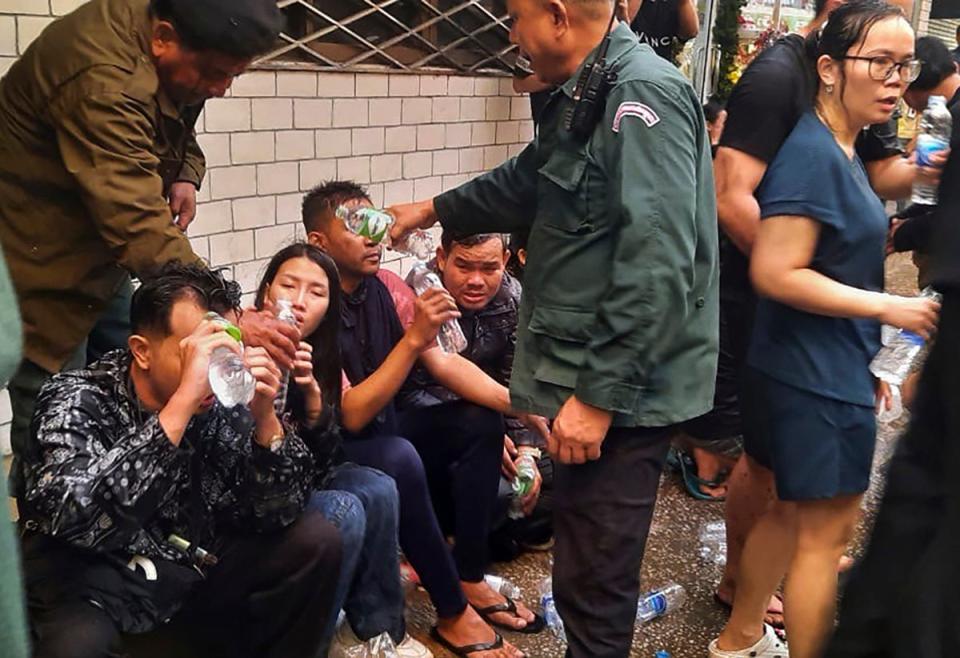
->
xmin=612 ymin=102 xmax=660 ymax=132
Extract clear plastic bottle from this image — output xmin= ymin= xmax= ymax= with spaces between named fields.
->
xmin=408 ymin=263 xmax=468 ymax=354
xmin=911 ymin=95 xmax=953 ymax=206
xmin=336 ymin=206 xmax=392 ymax=243
xmin=388 ymin=229 xmax=437 ymax=261
xmin=869 ymin=287 xmax=942 ymax=385
xmin=272 ymin=299 xmax=298 ymax=415
xmin=484 ymin=574 xmax=522 ymax=600
xmin=207 ymin=313 xmax=255 ymax=408
xmin=698 ymin=520 xmax=727 ymax=567
xmin=508 ymin=448 xmax=539 ymax=520
xmin=538 ymin=577 xmax=566 ymax=642
xmin=636 ymin=584 xmax=686 ymax=624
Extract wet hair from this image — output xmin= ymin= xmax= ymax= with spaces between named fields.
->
xmin=440 ymin=231 xmax=507 ymax=252
xmin=506 ymin=229 xmax=530 ymax=280
xmin=254 ymin=243 xmax=343 ymax=427
xmin=301 ymin=180 xmax=372 ymax=234
xmin=703 ymin=97 xmax=725 ymax=123
xmin=149 ymin=0 xmax=284 ymax=59
xmin=910 ymin=37 xmax=958 ymax=91
xmin=805 ymin=0 xmax=906 ymax=100
xmin=131 ymin=262 xmax=241 ymax=336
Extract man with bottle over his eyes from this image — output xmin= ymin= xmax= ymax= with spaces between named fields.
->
xmin=388 ymin=0 xmax=718 ymax=655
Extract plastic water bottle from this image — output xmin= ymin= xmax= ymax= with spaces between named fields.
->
xmin=870 ymin=287 xmax=942 ymax=385
xmin=408 ymin=263 xmax=468 ymax=354
xmin=636 ymin=584 xmax=686 ymax=624
xmin=206 ymin=313 xmax=255 ymax=408
xmin=272 ymin=299 xmax=298 ymax=415
xmin=698 ymin=520 xmax=727 ymax=567
xmin=508 ymin=448 xmax=539 ymax=519
xmin=538 ymin=577 xmax=566 ymax=642
xmin=911 ymin=95 xmax=953 ymax=206
xmin=484 ymin=574 xmax=522 ymax=600
xmin=336 ymin=205 xmax=436 ymax=260
xmin=336 ymin=206 xmax=392 ymax=243
xmin=876 ymin=384 xmax=903 ymax=423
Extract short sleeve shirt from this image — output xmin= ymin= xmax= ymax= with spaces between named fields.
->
xmin=747 ymin=112 xmax=887 ymax=407
xmin=718 ymin=33 xmax=902 ymax=299
xmin=630 ymin=0 xmax=682 ymax=59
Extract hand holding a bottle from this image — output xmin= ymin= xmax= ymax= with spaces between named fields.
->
xmin=878 ymin=294 xmax=940 ymax=340
xmin=404 ymin=288 xmax=460 ymax=352
xmin=386 ymin=199 xmax=438 ymax=246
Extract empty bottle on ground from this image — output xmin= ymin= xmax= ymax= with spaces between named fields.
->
xmin=636 ymin=583 xmax=686 ymax=624
xmin=870 ymin=287 xmax=942 ymax=385
xmin=911 ymin=95 xmax=952 ymax=206
xmin=538 ymin=577 xmax=566 ymax=642
xmin=207 ymin=313 xmax=255 ymax=408
xmin=484 ymin=574 xmax=522 ymax=600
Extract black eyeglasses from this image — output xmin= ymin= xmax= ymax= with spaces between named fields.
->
xmin=840 ymin=55 xmax=923 ymax=83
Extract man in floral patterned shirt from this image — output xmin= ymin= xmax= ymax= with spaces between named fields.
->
xmin=17 ymin=263 xmax=343 ymax=658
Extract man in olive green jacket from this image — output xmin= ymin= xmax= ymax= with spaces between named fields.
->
xmin=0 ymin=0 xmax=285 ymax=497
xmin=390 ymin=0 xmax=718 ymax=654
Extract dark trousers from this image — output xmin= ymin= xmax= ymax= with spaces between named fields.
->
xmin=24 ymin=508 xmax=342 ymax=658
xmin=827 ymin=293 xmax=960 ymax=658
xmin=341 ymin=401 xmax=503 ymax=618
xmin=553 ymin=426 xmax=672 ymax=658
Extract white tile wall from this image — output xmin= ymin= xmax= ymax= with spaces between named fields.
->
xmin=0 ymin=2 xmax=536 ymax=453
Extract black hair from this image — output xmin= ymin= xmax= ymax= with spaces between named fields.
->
xmin=805 ymin=0 xmax=905 ymax=101
xmin=254 ymin=243 xmax=343 ymax=428
xmin=910 ymin=36 xmax=958 ymax=91
xmin=439 ymin=230 xmax=507 ymax=252
xmin=131 ymin=262 xmax=241 ymax=336
xmin=815 ymin=0 xmax=830 ymax=18
xmin=956 ymin=24 xmax=960 ymax=38
xmin=301 ymin=180 xmax=372 ymax=234
xmin=703 ymin=97 xmax=725 ymax=123
xmin=149 ymin=0 xmax=284 ymax=59
xmin=506 ymin=229 xmax=530 ymax=280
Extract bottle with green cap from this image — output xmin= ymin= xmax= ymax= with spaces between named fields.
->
xmin=206 ymin=312 xmax=255 ymax=408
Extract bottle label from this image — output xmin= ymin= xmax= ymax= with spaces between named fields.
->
xmin=646 ymin=593 xmax=667 ymax=615
xmin=899 ymin=330 xmax=925 ymax=347
xmin=915 ymin=134 xmax=949 ymax=168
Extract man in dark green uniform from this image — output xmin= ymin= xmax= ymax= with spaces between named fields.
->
xmin=390 ymin=0 xmax=718 ymax=654
xmin=0 ymin=0 xmax=289 ymax=498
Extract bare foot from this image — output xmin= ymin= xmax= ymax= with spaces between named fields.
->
xmin=461 ymin=579 xmax=536 ymax=631
xmin=436 ymin=606 xmax=524 ymax=658
xmin=715 ymin=586 xmax=784 ymax=628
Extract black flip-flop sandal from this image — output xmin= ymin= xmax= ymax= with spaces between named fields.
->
xmin=430 ymin=626 xmax=514 ymax=656
xmin=475 ymin=597 xmax=547 ymax=634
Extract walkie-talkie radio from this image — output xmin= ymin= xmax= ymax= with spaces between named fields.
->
xmin=564 ymin=10 xmax=619 ymax=140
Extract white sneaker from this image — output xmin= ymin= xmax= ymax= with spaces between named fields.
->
xmin=396 ymin=634 xmax=433 ymax=658
xmin=708 ymin=624 xmax=789 ymax=658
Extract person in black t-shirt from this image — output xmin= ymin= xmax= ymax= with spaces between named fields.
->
xmin=703 ymin=0 xmax=927 ymax=629
xmin=624 ymin=0 xmax=700 ymax=61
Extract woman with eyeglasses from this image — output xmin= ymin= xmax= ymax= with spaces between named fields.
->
xmin=708 ymin=2 xmax=940 ymax=658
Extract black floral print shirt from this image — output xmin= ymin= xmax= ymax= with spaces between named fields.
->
xmin=19 ymin=350 xmax=315 ymax=565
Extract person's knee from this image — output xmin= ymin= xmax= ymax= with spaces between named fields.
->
xmin=285 ymin=508 xmax=345 ymax=569
xmin=351 ymin=467 xmax=400 ymax=522
xmin=310 ymin=490 xmax=366 ymax=556
xmin=379 ymin=436 xmax=428 ymax=491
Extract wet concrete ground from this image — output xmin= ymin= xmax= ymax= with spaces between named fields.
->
xmin=406 ymin=253 xmax=920 ymax=658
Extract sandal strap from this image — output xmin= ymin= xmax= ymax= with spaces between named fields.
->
xmin=430 ymin=627 xmax=504 ymax=656
xmin=475 ymin=596 xmax=519 ymax=617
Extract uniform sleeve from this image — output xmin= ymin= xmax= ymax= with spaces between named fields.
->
xmin=23 ymin=384 xmax=185 ymax=552
xmin=434 ymin=140 xmax=540 ymax=235
xmin=573 ymin=81 xmax=711 ymax=412
xmin=177 ymin=127 xmax=206 ymax=189
xmin=53 ymin=91 xmax=201 ymax=275
xmin=718 ymin=54 xmax=803 ymax=163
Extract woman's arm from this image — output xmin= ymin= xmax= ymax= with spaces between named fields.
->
xmin=751 ymin=215 xmax=939 ymax=336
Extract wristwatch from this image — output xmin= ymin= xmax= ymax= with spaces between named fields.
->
xmin=266 ymin=433 xmax=285 ymax=454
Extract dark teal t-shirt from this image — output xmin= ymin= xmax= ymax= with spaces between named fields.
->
xmin=748 ymin=111 xmax=886 ymax=407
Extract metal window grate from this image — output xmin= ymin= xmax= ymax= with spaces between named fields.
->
xmin=256 ymin=0 xmax=519 ymax=75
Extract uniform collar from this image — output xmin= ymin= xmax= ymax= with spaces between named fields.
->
xmin=134 ymin=1 xmax=184 ymax=120
xmin=560 ymin=21 xmax=637 ymax=99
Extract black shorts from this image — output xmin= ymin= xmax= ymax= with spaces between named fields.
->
xmin=742 ymin=368 xmax=877 ymax=501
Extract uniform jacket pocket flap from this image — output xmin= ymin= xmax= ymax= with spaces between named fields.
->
xmin=527 ymin=305 xmax=594 ymax=343
xmin=538 ymin=148 xmax=587 ymax=192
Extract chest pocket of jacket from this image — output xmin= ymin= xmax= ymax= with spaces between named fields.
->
xmin=538 ymin=147 xmax=590 ymax=234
